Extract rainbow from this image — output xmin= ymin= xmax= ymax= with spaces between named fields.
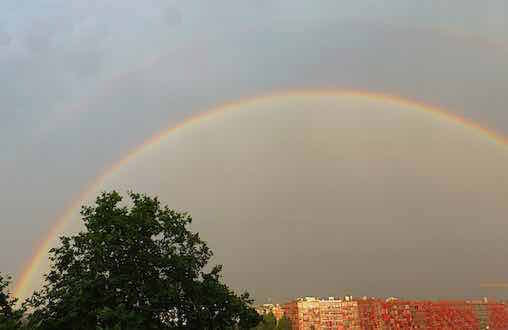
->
xmin=13 ymin=89 xmax=508 ymax=301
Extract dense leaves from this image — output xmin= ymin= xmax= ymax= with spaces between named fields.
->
xmin=0 ymin=274 xmax=24 ymax=330
xmin=252 ymin=313 xmax=276 ymax=330
xmin=252 ymin=313 xmax=291 ymax=330
xmin=276 ymin=316 xmax=292 ymax=330
xmin=24 ymin=191 xmax=261 ymax=329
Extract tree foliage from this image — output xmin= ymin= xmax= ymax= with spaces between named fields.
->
xmin=253 ymin=312 xmax=276 ymax=330
xmin=0 ymin=274 xmax=24 ymax=330
xmin=276 ymin=316 xmax=291 ymax=330
xmin=252 ymin=313 xmax=291 ymax=330
xmin=24 ymin=191 xmax=261 ymax=329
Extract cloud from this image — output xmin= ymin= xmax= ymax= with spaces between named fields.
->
xmin=23 ymin=17 xmax=63 ymax=52
xmin=0 ymin=26 xmax=11 ymax=46
xmin=162 ymin=6 xmax=182 ymax=27
xmin=67 ymin=48 xmax=104 ymax=78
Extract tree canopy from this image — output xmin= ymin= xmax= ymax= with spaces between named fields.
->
xmin=0 ymin=274 xmax=24 ymax=330
xmin=24 ymin=191 xmax=261 ymax=329
xmin=275 ymin=316 xmax=291 ymax=330
xmin=252 ymin=313 xmax=291 ymax=330
xmin=253 ymin=312 xmax=276 ymax=330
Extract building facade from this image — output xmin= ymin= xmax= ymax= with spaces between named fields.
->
xmin=277 ymin=297 xmax=508 ymax=330
xmin=283 ymin=297 xmax=360 ymax=330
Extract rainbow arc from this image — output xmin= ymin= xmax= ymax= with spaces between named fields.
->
xmin=14 ymin=89 xmax=508 ymax=301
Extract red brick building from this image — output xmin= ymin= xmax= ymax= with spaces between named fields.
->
xmin=356 ymin=298 xmax=508 ymax=330
xmin=283 ymin=297 xmax=360 ymax=330
xmin=279 ymin=297 xmax=508 ymax=330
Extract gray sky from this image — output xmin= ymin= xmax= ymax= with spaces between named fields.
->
xmin=94 ymin=95 xmax=508 ymax=302
xmin=1 ymin=0 xmax=507 ymax=302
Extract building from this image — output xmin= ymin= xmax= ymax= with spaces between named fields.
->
xmin=279 ymin=296 xmax=508 ymax=329
xmin=283 ymin=297 xmax=360 ymax=330
xmin=356 ymin=298 xmax=508 ymax=329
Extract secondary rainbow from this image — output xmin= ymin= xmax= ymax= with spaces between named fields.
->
xmin=14 ymin=89 xmax=508 ymax=300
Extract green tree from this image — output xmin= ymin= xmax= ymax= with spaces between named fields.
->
xmin=253 ymin=312 xmax=277 ymax=330
xmin=0 ymin=273 xmax=24 ymax=330
xmin=276 ymin=315 xmax=291 ymax=330
xmin=25 ymin=191 xmax=261 ymax=329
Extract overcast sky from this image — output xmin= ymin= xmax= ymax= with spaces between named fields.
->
xmin=1 ymin=1 xmax=507 ymax=302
